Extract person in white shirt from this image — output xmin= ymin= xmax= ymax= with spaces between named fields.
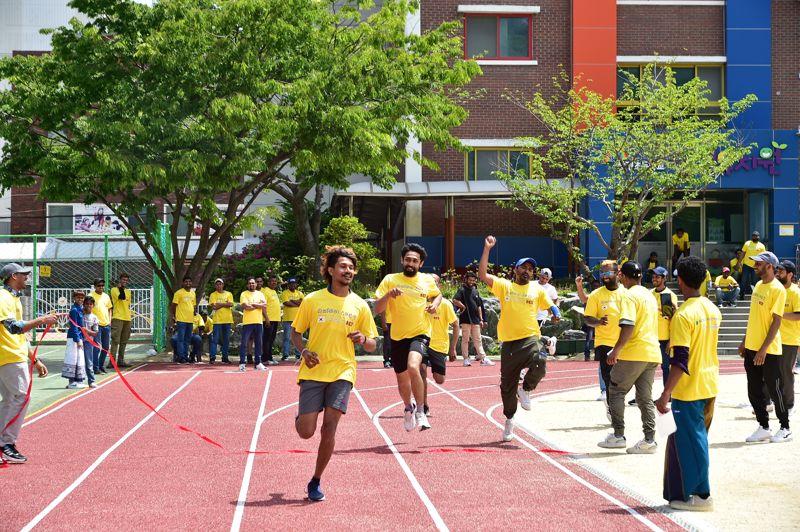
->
xmin=537 ymin=268 xmax=560 ymax=323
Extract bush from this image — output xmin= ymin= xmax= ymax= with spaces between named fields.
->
xmin=320 ymin=216 xmax=384 ymax=284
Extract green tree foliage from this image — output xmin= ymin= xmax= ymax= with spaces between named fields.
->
xmin=0 ymin=0 xmax=481 ymax=299
xmin=497 ymin=65 xmax=756 ymax=267
xmin=320 ymin=215 xmax=383 ymax=283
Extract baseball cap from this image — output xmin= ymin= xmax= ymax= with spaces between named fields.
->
xmin=777 ymin=260 xmax=796 ymax=275
xmin=651 ymin=266 xmax=668 ymax=277
xmin=0 ymin=262 xmax=32 ymax=281
xmin=214 ymin=278 xmax=224 ymax=284
xmin=752 ymin=251 xmax=778 ymax=267
xmin=620 ymin=261 xmax=642 ymax=278
xmin=721 ymin=267 xmax=730 ymax=273
xmin=514 ymin=257 xmax=537 ymax=269
xmin=288 ymin=277 xmax=297 ymax=283
xmin=540 ymin=268 xmax=552 ymax=277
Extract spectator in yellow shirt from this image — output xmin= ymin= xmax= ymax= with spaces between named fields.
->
xmin=208 ymin=278 xmax=233 ymax=364
xmin=729 ymin=249 xmax=745 ymax=283
xmin=713 ymin=267 xmax=739 ymax=307
xmin=281 ymin=278 xmax=304 ymax=361
xmin=740 ymin=231 xmax=766 ymax=300
xmin=260 ymin=275 xmax=281 ymax=365
xmin=671 ymin=228 xmax=690 ymax=277
xmin=109 ymin=273 xmax=133 ymax=368
xmin=170 ymin=276 xmax=197 ymax=364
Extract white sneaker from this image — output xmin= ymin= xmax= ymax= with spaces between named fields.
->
xmin=463 ymin=359 xmax=471 ymax=367
xmin=66 ymin=382 xmax=84 ymax=389
xmin=416 ymin=411 xmax=431 ymax=431
xmin=403 ymin=404 xmax=417 ymax=432
xmin=479 ymin=357 xmax=495 ymax=366
xmin=770 ymin=427 xmax=793 ymax=443
xmin=669 ymin=495 xmax=714 ymax=512
xmin=517 ymin=387 xmax=531 ymax=410
xmin=745 ymin=425 xmax=772 ymax=443
xmin=255 ymin=363 xmax=267 ymax=371
xmin=267 ymin=360 xmax=278 ymax=366
xmin=596 ymin=390 xmax=607 ymax=402
xmin=626 ymin=439 xmax=657 ymax=454
xmin=502 ymin=418 xmax=514 ymax=442
xmin=238 ymin=364 xmax=246 ymax=372
xmin=598 ymin=433 xmax=626 ymax=448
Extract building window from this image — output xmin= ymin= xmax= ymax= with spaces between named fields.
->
xmin=466 ymin=149 xmax=531 ymax=181
xmin=465 ymin=15 xmax=532 ymax=60
xmin=617 ymin=65 xmax=724 ymax=117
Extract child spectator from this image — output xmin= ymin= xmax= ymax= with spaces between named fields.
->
xmin=62 ymin=291 xmax=87 ymax=389
xmin=82 ymin=296 xmax=100 ymax=388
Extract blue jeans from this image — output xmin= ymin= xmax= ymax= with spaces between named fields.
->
xmin=598 ymin=365 xmax=606 ymax=392
xmin=171 ymin=334 xmax=201 ymax=357
xmin=240 ymin=323 xmax=263 ymax=365
xmin=716 ymin=287 xmax=740 ymax=304
xmin=83 ymin=343 xmax=96 ymax=385
xmin=93 ymin=324 xmax=111 ymax=371
xmin=175 ymin=321 xmax=193 ymax=362
xmin=210 ymin=323 xmax=231 ymax=361
xmin=282 ymin=321 xmax=297 ymax=359
xmin=741 ymin=265 xmax=756 ymax=298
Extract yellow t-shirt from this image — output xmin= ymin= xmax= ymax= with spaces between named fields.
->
xmin=651 ymin=287 xmax=677 ymax=341
xmin=715 ymin=275 xmax=738 ymax=291
xmin=376 ymin=273 xmax=440 ymax=341
xmin=292 ymin=289 xmax=379 ymax=385
xmin=745 ymin=278 xmax=786 ymax=354
xmin=90 ymin=291 xmax=113 ymax=327
xmin=262 ymin=287 xmax=282 ymax=322
xmin=208 ymin=290 xmax=234 ymax=324
xmin=618 ymin=285 xmax=662 ymax=363
xmin=646 ymin=260 xmax=657 ymax=271
xmin=281 ymin=289 xmax=304 ymax=322
xmin=780 ymin=283 xmax=800 ymax=347
xmin=204 ymin=316 xmax=214 ymax=334
xmin=240 ymin=290 xmax=267 ymax=325
xmin=0 ymin=289 xmax=28 ymax=366
xmin=698 ymin=271 xmax=712 ymax=297
xmin=110 ymin=287 xmax=132 ymax=322
xmin=489 ymin=276 xmax=554 ymax=342
xmin=729 ymin=257 xmax=744 ymax=274
xmin=742 ymin=240 xmax=766 ymax=268
xmin=585 ymin=286 xmax=627 ymax=347
xmin=672 ymin=233 xmax=690 ymax=251
xmin=172 ymin=288 xmax=197 ymax=324
xmin=429 ymin=299 xmax=458 ymax=354
xmin=669 ymin=296 xmax=721 ymax=401
xmin=192 ymin=314 xmax=204 ymax=334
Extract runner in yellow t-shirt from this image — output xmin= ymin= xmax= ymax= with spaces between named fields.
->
xmin=740 ymin=231 xmax=766 ymax=299
xmin=739 ymin=251 xmax=791 ymax=443
xmin=776 ymin=261 xmax=800 ymax=420
xmin=599 ymin=261 xmax=661 ymax=453
xmin=655 ymin=255 xmax=720 ymax=511
xmin=419 ymin=274 xmax=459 ymax=418
xmin=375 ymin=243 xmax=441 ymax=432
xmin=671 ymin=228 xmax=690 ymax=277
xmin=208 ymin=278 xmax=233 ymax=364
xmin=281 ymin=279 xmax=304 ymax=361
xmin=170 ymin=276 xmax=197 ymax=364
xmin=713 ymin=268 xmax=739 ymax=307
xmin=291 ymin=246 xmax=378 ymax=502
xmin=479 ymin=235 xmax=561 ymax=442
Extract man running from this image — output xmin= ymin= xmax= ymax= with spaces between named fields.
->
xmin=292 ymin=246 xmax=378 ymax=501
xmin=478 ymin=235 xmax=560 ymax=442
xmin=375 ymin=243 xmax=441 ymax=431
xmin=419 ymin=274 xmax=459 ymax=421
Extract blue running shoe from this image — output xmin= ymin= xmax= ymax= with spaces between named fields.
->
xmin=307 ymin=479 xmax=325 ymax=501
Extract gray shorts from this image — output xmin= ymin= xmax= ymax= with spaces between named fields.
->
xmin=298 ymin=379 xmax=353 ymax=415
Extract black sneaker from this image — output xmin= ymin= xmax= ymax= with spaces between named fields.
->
xmin=2 ymin=444 xmax=27 ymax=464
xmin=222 ymin=358 xmax=231 ymax=364
xmin=307 ymin=479 xmax=325 ymax=501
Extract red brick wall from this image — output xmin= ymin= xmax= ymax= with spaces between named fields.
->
xmin=421 ymin=198 xmax=547 ymax=236
xmin=617 ymin=5 xmax=724 ymax=56
xmin=10 ymin=182 xmax=47 ymax=234
xmin=773 ymin=1 xmax=800 ymax=130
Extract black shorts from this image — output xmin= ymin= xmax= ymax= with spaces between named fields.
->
xmin=390 ymin=335 xmax=429 ymax=374
xmin=422 ymin=348 xmax=447 ymax=376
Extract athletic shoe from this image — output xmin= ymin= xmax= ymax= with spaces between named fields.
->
xmin=222 ymin=358 xmax=231 ymax=364
xmin=1 ymin=444 xmax=27 ymax=464
xmin=307 ymin=479 xmax=325 ymax=502
xmin=66 ymin=382 xmax=87 ymax=389
xmin=423 ymin=404 xmax=431 ymax=417
xmin=480 ymin=357 xmax=495 ymax=366
xmin=255 ymin=363 xmax=267 ymax=371
xmin=502 ymin=418 xmax=514 ymax=442
xmin=596 ymin=390 xmax=606 ymax=402
xmin=730 ymin=302 xmax=737 ymax=308
xmin=89 ymin=383 xmax=98 ymax=389
xmin=239 ymin=364 xmax=246 ymax=372
xmin=463 ymin=359 xmax=471 ymax=367
xmin=403 ymin=404 xmax=417 ymax=432
xmin=597 ymin=433 xmax=626 ymax=449
xmin=266 ymin=360 xmax=278 ymax=366
xmin=770 ymin=427 xmax=793 ymax=443
xmin=745 ymin=425 xmax=772 ymax=443
xmin=517 ymin=387 xmax=531 ymax=410
xmin=417 ymin=411 xmax=431 ymax=431
xmin=281 ymin=355 xmax=288 ymax=361
xmin=669 ymin=495 xmax=714 ymax=512
xmin=626 ymin=439 xmax=657 ymax=454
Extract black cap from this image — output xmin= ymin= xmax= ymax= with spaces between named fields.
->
xmin=778 ymin=260 xmax=797 ymax=275
xmin=620 ymin=261 xmax=642 ymax=278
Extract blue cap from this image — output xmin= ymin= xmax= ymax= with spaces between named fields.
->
xmin=752 ymin=251 xmax=778 ymax=268
xmin=287 ymin=278 xmax=297 ymax=283
xmin=514 ymin=257 xmax=537 ymax=269
xmin=651 ymin=266 xmax=668 ymax=277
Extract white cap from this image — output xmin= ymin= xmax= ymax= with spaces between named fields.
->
xmin=540 ymin=268 xmax=553 ymax=277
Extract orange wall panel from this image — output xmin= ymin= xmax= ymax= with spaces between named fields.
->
xmin=572 ymin=0 xmax=617 ymax=98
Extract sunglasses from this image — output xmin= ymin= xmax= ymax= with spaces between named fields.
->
xmin=599 ymin=271 xmax=617 ymax=278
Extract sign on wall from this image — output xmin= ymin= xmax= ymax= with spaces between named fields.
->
xmin=73 ymin=204 xmax=127 ymax=235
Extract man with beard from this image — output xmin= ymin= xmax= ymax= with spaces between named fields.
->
xmin=740 ymin=231 xmax=766 ymax=300
xmin=651 ymin=267 xmax=677 ymax=387
xmin=776 ymin=261 xmax=800 ymax=417
xmin=584 ymin=260 xmax=627 ymax=419
xmin=739 ymin=252 xmax=791 ymax=443
xmin=599 ymin=261 xmax=661 ymax=454
xmin=478 ymin=235 xmax=560 ymax=442
xmin=292 ymin=246 xmax=378 ymax=501
xmin=453 ymin=271 xmax=492 ymax=366
xmin=375 ymin=243 xmax=441 ymax=431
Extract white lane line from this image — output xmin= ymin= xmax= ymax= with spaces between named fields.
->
xmin=355 ymin=391 xmax=449 ymax=532
xmin=21 ymin=370 xmax=201 ymax=532
xmin=231 ymin=370 xmax=273 ymax=532
xmin=431 ymin=381 xmax=664 ymax=532
xmin=23 ymin=364 xmax=148 ymax=427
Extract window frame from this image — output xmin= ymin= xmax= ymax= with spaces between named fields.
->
xmin=463 ymin=13 xmax=533 ymax=61
xmin=464 ymin=148 xmax=532 ymax=181
xmin=616 ymin=64 xmax=725 ymax=117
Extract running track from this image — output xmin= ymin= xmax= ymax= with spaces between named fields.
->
xmin=3 ymin=359 xmax=746 ymax=531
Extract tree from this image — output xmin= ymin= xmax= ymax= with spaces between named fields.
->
xmin=320 ymin=215 xmax=383 ymax=283
xmin=496 ymin=66 xmax=756 ymax=268
xmin=0 ymin=0 xmax=480 ymax=299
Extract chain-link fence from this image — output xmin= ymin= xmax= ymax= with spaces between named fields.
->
xmin=0 ymin=231 xmax=170 ymax=348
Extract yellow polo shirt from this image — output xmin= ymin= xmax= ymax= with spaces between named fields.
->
xmin=670 ymin=296 xmax=721 ymax=401
xmin=281 ymin=289 xmax=304 ymax=322
xmin=208 ymin=290 xmax=234 ymax=324
xmin=672 ymin=233 xmax=689 ymax=251
xmin=780 ymin=283 xmax=800 ymax=347
xmin=618 ymin=285 xmax=662 ymax=363
xmin=376 ymin=273 xmax=440 ymax=341
xmin=742 ymin=240 xmax=766 ymax=268
xmin=651 ymin=287 xmax=677 ymax=341
xmin=585 ymin=286 xmax=627 ymax=348
xmin=172 ymin=288 xmax=196 ymax=324
xmin=240 ymin=290 xmax=267 ymax=325
xmin=262 ymin=287 xmax=282 ymax=322
xmin=90 ymin=291 xmax=113 ymax=327
xmin=489 ymin=276 xmax=554 ymax=342
xmin=715 ymin=275 xmax=738 ymax=291
xmin=0 ymin=289 xmax=28 ymax=366
xmin=729 ymin=257 xmax=744 ymax=274
xmin=745 ymin=278 xmax=786 ymax=354
xmin=110 ymin=287 xmax=132 ymax=322
xmin=429 ymin=299 xmax=458 ymax=354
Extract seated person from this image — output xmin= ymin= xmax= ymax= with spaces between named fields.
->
xmin=714 ymin=267 xmax=740 ymax=307
xmin=171 ymin=312 xmax=204 ymax=363
xmin=643 ymin=252 xmax=658 ymax=285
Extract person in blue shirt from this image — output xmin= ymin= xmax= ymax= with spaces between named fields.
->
xmin=62 ymin=291 xmax=87 ymax=389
